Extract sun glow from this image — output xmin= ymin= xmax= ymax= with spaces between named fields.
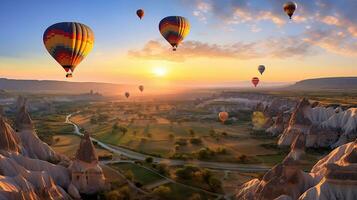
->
xmin=152 ymin=67 xmax=167 ymax=77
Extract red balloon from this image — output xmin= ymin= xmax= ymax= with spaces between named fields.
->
xmin=136 ymin=9 xmax=144 ymax=19
xmin=252 ymin=77 xmax=260 ymax=87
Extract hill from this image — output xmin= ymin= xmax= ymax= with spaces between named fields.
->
xmin=288 ymin=77 xmax=357 ymax=90
xmin=0 ymin=78 xmax=132 ymax=94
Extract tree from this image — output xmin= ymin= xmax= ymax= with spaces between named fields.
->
xmin=208 ymin=177 xmax=222 ymax=192
xmin=157 ymin=163 xmax=169 ymax=175
xmin=152 ymin=186 xmax=171 ymax=199
xmin=189 ymin=129 xmax=195 ymax=137
xmin=124 ymin=170 xmax=134 ymax=181
xmin=175 ymin=165 xmax=199 ymax=180
xmin=190 ymin=137 xmax=202 ymax=145
xmin=145 ymin=157 xmax=153 ymax=164
xmin=238 ymin=154 xmax=248 ymax=163
xmin=188 ymin=193 xmax=202 ymax=200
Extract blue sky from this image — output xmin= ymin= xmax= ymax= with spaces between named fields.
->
xmin=0 ymin=0 xmax=356 ymax=85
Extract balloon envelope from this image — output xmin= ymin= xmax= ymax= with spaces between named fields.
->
xmin=252 ymin=77 xmax=260 ymax=87
xmin=258 ymin=65 xmax=265 ymax=75
xmin=283 ymin=1 xmax=297 ymax=19
xmin=159 ymin=16 xmax=190 ymax=51
xmin=137 ymin=9 xmax=144 ymax=19
xmin=139 ymin=85 xmax=144 ymax=92
xmin=218 ymin=112 xmax=229 ymax=123
xmin=125 ymin=92 xmax=130 ymax=98
xmin=43 ymin=22 xmax=94 ymax=78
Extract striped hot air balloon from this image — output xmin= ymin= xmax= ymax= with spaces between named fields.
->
xmin=252 ymin=77 xmax=260 ymax=87
xmin=43 ymin=22 xmax=94 ymax=78
xmin=159 ymin=16 xmax=190 ymax=51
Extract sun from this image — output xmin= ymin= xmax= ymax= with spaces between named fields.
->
xmin=152 ymin=67 xmax=167 ymax=77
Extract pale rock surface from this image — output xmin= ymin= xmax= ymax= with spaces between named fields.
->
xmin=278 ymin=98 xmax=357 ymax=148
xmin=69 ymin=133 xmax=106 ymax=194
xmin=299 ymin=140 xmax=357 ymax=200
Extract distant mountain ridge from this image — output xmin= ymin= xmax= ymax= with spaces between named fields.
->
xmin=0 ymin=78 xmax=132 ymax=94
xmin=289 ymin=77 xmax=357 ymax=90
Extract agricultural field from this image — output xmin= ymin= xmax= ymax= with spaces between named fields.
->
xmin=71 ymin=101 xmax=282 ymax=165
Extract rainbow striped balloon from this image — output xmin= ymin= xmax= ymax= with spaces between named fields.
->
xmin=43 ymin=22 xmax=94 ymax=78
xmin=159 ymin=16 xmax=190 ymax=51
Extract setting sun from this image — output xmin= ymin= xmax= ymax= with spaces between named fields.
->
xmin=152 ymin=67 xmax=167 ymax=77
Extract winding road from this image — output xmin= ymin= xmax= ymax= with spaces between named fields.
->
xmin=66 ymin=113 xmax=270 ymax=172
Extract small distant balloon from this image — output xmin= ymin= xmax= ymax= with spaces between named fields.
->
xmin=159 ymin=16 xmax=190 ymax=51
xmin=258 ymin=65 xmax=265 ymax=75
xmin=139 ymin=85 xmax=144 ymax=92
xmin=218 ymin=112 xmax=229 ymax=123
xmin=136 ymin=9 xmax=144 ymax=20
xmin=283 ymin=1 xmax=297 ymax=19
xmin=252 ymin=77 xmax=260 ymax=87
xmin=125 ymin=92 xmax=130 ymax=98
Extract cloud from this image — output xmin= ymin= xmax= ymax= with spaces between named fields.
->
xmin=128 ymin=36 xmax=315 ymax=62
xmin=304 ymin=29 xmax=357 ymax=56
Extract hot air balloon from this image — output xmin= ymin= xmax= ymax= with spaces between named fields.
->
xmin=139 ymin=85 xmax=144 ymax=92
xmin=159 ymin=16 xmax=190 ymax=51
xmin=218 ymin=112 xmax=229 ymax=123
xmin=258 ymin=65 xmax=265 ymax=75
xmin=252 ymin=77 xmax=260 ymax=87
xmin=137 ymin=9 xmax=144 ymax=20
xmin=283 ymin=1 xmax=297 ymax=19
xmin=125 ymin=92 xmax=130 ymax=98
xmin=43 ymin=22 xmax=94 ymax=78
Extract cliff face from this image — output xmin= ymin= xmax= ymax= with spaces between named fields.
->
xmin=0 ymin=113 xmax=71 ymax=199
xmin=278 ymin=98 xmax=356 ymax=148
xmin=298 ymin=140 xmax=357 ymax=200
xmin=0 ymin=97 xmax=107 ymax=199
xmin=236 ymin=140 xmax=357 ymax=200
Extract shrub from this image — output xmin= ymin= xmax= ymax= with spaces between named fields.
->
xmin=152 ymin=186 xmax=171 ymax=199
xmin=190 ymin=137 xmax=202 ymax=145
xmin=145 ymin=157 xmax=153 ymax=164
xmin=175 ymin=138 xmax=188 ymax=146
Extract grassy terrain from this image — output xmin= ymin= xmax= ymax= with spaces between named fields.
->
xmin=71 ymin=103 xmax=280 ymax=163
xmin=160 ymin=182 xmax=218 ymax=200
xmin=109 ymin=163 xmax=164 ymax=185
xmin=51 ymin=134 xmax=113 ymax=160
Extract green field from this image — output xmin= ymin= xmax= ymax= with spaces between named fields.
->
xmin=109 ymin=163 xmax=164 ymax=185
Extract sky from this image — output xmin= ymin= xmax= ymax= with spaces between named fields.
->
xmin=0 ymin=0 xmax=357 ymax=88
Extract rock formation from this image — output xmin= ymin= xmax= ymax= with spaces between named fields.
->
xmin=236 ymin=139 xmax=357 ymax=200
xmin=68 ymin=133 xmax=106 ymax=194
xmin=278 ymin=98 xmax=356 ymax=148
xmin=236 ymin=134 xmax=316 ymax=200
xmin=15 ymin=101 xmax=63 ymax=162
xmin=299 ymin=140 xmax=357 ymax=200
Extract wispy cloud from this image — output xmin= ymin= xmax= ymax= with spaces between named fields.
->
xmin=128 ymin=35 xmax=315 ymax=62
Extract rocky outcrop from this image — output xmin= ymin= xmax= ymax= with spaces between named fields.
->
xmin=15 ymin=101 xmax=64 ymax=162
xmin=236 ymin=157 xmax=316 ymax=200
xmin=278 ymin=98 xmax=356 ymax=148
xmin=69 ymin=133 xmax=106 ymax=194
xmin=0 ymin=116 xmax=22 ymax=153
xmin=236 ymin=134 xmax=316 ymax=200
xmin=299 ymin=140 xmax=357 ymax=200
xmin=236 ymin=140 xmax=357 ymax=200
xmin=267 ymin=112 xmax=289 ymax=136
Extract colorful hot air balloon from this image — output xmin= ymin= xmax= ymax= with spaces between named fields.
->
xmin=252 ymin=77 xmax=260 ymax=87
xmin=125 ymin=92 xmax=130 ymax=98
xmin=43 ymin=22 xmax=94 ymax=78
xmin=159 ymin=16 xmax=190 ymax=51
xmin=139 ymin=85 xmax=144 ymax=92
xmin=137 ymin=9 xmax=144 ymax=20
xmin=258 ymin=65 xmax=265 ymax=75
xmin=283 ymin=1 xmax=297 ymax=19
xmin=218 ymin=112 xmax=229 ymax=123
